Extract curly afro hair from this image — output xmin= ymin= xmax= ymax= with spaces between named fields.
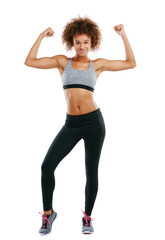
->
xmin=61 ymin=15 xmax=102 ymax=52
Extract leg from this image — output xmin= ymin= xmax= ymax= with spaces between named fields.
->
xmin=83 ymin=115 xmax=106 ymax=216
xmin=41 ymin=124 xmax=81 ymax=212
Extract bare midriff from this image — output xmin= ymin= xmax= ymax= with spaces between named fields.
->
xmin=64 ymin=88 xmax=99 ymax=115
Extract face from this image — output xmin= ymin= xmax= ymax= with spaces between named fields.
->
xmin=73 ymin=34 xmax=92 ymax=56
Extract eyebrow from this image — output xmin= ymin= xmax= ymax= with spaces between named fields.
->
xmin=75 ymin=40 xmax=90 ymax=42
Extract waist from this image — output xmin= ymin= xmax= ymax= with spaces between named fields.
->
xmin=65 ymin=107 xmax=101 ymax=123
xmin=66 ymin=102 xmax=99 ymax=115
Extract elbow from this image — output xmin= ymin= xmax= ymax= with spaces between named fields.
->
xmin=24 ymin=59 xmax=29 ymax=65
xmin=130 ymin=62 xmax=137 ymax=68
xmin=24 ymin=60 xmax=31 ymax=66
xmin=24 ymin=57 xmax=35 ymax=66
xmin=24 ymin=57 xmax=28 ymax=66
xmin=127 ymin=59 xmax=137 ymax=68
xmin=132 ymin=64 xmax=137 ymax=68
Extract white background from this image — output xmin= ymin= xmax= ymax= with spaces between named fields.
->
xmin=0 ymin=0 xmax=165 ymax=239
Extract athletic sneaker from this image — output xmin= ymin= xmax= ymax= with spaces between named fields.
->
xmin=81 ymin=209 xmax=94 ymax=234
xmin=39 ymin=209 xmax=57 ymax=235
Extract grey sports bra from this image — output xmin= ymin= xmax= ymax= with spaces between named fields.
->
xmin=61 ymin=57 xmax=97 ymax=92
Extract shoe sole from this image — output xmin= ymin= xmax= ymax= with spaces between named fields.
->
xmin=82 ymin=231 xmax=93 ymax=234
xmin=39 ymin=213 xmax=57 ymax=235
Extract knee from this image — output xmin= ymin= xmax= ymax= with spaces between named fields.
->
xmin=41 ymin=162 xmax=46 ymax=173
xmin=41 ymin=161 xmax=53 ymax=174
xmin=41 ymin=156 xmax=60 ymax=174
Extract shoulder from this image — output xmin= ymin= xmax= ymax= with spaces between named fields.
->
xmin=91 ymin=58 xmax=105 ymax=72
xmin=52 ymin=55 xmax=70 ymax=69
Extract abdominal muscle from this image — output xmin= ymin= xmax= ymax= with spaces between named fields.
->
xmin=64 ymin=88 xmax=99 ymax=115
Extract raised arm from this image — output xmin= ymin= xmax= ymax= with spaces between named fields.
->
xmin=24 ymin=27 xmax=63 ymax=69
xmin=97 ymin=24 xmax=137 ymax=72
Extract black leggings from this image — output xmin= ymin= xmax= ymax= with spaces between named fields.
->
xmin=41 ymin=108 xmax=106 ymax=216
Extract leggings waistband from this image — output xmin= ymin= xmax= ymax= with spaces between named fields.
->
xmin=66 ymin=108 xmax=101 ymax=122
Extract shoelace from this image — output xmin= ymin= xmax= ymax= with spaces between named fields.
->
xmin=39 ymin=212 xmax=51 ymax=228
xmin=81 ymin=209 xmax=94 ymax=227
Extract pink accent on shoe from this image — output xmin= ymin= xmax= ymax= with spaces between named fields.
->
xmin=39 ymin=212 xmax=51 ymax=228
xmin=81 ymin=209 xmax=94 ymax=226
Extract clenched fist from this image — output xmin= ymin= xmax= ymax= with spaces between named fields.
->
xmin=40 ymin=27 xmax=55 ymax=38
xmin=113 ymin=24 xmax=126 ymax=36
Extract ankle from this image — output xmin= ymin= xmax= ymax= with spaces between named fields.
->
xmin=44 ymin=209 xmax=52 ymax=215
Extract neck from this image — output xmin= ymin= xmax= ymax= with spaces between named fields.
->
xmin=73 ymin=54 xmax=90 ymax=62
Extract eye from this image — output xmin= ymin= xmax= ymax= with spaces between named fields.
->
xmin=75 ymin=42 xmax=89 ymax=44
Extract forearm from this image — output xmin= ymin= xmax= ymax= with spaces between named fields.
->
xmin=24 ymin=34 xmax=44 ymax=63
xmin=121 ymin=34 xmax=136 ymax=66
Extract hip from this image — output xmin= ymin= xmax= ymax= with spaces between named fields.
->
xmin=65 ymin=107 xmax=106 ymax=130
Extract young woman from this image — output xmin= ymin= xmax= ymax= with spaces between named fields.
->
xmin=24 ymin=16 xmax=136 ymax=235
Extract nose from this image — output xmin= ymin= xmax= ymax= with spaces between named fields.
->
xmin=80 ymin=43 xmax=85 ymax=48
